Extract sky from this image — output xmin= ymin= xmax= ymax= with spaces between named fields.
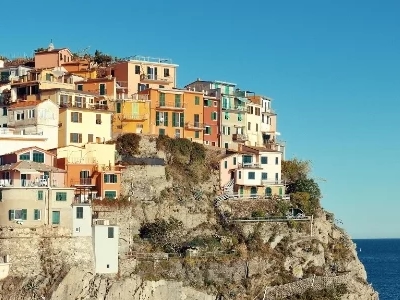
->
xmin=2 ymin=0 xmax=400 ymax=238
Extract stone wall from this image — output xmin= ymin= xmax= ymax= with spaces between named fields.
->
xmin=0 ymin=227 xmax=93 ymax=277
xmin=121 ymin=165 xmax=171 ymax=200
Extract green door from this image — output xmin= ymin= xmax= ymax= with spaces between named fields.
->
xmin=239 ymin=186 xmax=243 ymax=196
xmin=100 ymin=84 xmax=106 ymax=95
xmin=250 ymin=187 xmax=257 ymax=197
xmin=279 ymin=187 xmax=283 ymax=196
xmin=52 ymin=211 xmax=60 ymax=225
xmin=116 ymin=103 xmax=121 ymax=113
xmin=265 ymin=187 xmax=272 ymax=196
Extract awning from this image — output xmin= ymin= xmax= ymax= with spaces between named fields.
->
xmin=16 ymin=169 xmax=41 ymax=174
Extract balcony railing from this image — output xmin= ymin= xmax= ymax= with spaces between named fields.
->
xmin=116 ymin=93 xmax=149 ymax=101
xmin=0 ymin=179 xmax=51 ymax=187
xmin=238 ymin=163 xmax=262 ymax=169
xmin=67 ymin=157 xmax=97 ymax=164
xmin=71 ymin=178 xmax=95 ymax=186
xmin=122 ymin=114 xmax=149 ymax=120
xmin=227 ymin=193 xmax=291 ymax=200
xmin=222 ymin=105 xmax=246 ymax=112
xmin=140 ymin=74 xmax=172 ymax=83
xmin=7 ymin=118 xmax=37 ymax=127
xmin=232 ymin=133 xmax=248 ymax=142
xmin=261 ymin=179 xmax=286 ymax=185
xmin=0 ymin=128 xmax=44 ymax=136
xmin=185 ymin=122 xmax=206 ymax=130
xmin=59 ymin=102 xmax=109 ymax=111
xmin=262 ymin=108 xmax=276 ymax=115
xmin=156 ymin=101 xmax=185 ymax=110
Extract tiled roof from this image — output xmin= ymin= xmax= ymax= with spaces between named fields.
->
xmin=9 ymin=100 xmax=40 ymax=109
xmin=75 ymin=77 xmax=114 ymax=84
xmin=0 ymin=161 xmax=66 ymax=173
xmin=35 ymin=48 xmax=67 ymax=54
xmin=12 ymin=146 xmax=55 ymax=156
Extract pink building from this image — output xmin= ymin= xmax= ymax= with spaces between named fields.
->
xmin=34 ymin=43 xmax=73 ymax=69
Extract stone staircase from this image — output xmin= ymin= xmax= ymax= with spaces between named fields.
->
xmin=214 ymin=179 xmax=235 ymax=222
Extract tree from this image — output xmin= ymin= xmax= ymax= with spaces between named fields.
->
xmin=281 ymin=158 xmax=311 ymax=183
xmin=287 ymin=178 xmax=321 ymax=200
xmin=116 ymin=133 xmax=141 ymax=156
xmin=94 ymin=49 xmax=112 ymax=65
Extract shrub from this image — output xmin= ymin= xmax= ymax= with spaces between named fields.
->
xmin=251 ymin=210 xmax=265 ymax=218
xmin=116 ymin=133 xmax=141 ymax=156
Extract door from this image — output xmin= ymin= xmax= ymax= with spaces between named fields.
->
xmin=279 ymin=187 xmax=283 ymax=196
xmin=99 ymin=84 xmax=106 ymax=95
xmin=265 ymin=187 xmax=272 ymax=196
xmin=52 ymin=211 xmax=60 ymax=225
xmin=80 ymin=170 xmax=90 ymax=185
xmin=239 ymin=186 xmax=244 ymax=197
xmin=194 ymin=114 xmax=199 ymax=127
xmin=250 ymin=186 xmax=257 ymax=197
xmin=21 ymin=174 xmax=27 ymax=187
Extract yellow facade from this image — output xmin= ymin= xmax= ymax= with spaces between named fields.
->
xmin=142 ymin=88 xmax=204 ymax=142
xmin=56 ymin=143 xmax=116 ymax=166
xmin=112 ymin=94 xmax=151 ymax=137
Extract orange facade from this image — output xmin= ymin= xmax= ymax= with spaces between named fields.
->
xmin=62 ymin=60 xmax=97 ymax=79
xmin=75 ymin=77 xmax=116 ymax=98
xmin=140 ymin=88 xmax=204 ymax=142
xmin=57 ymin=158 xmax=122 ymax=200
xmin=34 ymin=48 xmax=73 ymax=69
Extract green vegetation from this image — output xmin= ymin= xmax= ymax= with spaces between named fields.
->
xmin=115 ymin=133 xmax=141 ymax=156
xmin=287 ymin=284 xmax=348 ymax=300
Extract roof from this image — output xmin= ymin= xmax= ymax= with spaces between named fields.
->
xmin=185 ymin=79 xmax=236 ymax=88
xmin=35 ymin=48 xmax=71 ymax=55
xmin=9 ymin=100 xmax=41 ymax=109
xmin=0 ymin=160 xmax=66 ymax=173
xmin=42 ymin=88 xmax=97 ymax=96
xmin=243 ymin=145 xmax=279 ymax=153
xmin=12 ymin=146 xmax=56 ymax=156
xmin=75 ymin=77 xmax=115 ymax=84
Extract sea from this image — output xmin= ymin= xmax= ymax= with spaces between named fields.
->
xmin=354 ymin=239 xmax=400 ymax=300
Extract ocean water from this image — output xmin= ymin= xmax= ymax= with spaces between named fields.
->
xmin=354 ymin=239 xmax=400 ymax=300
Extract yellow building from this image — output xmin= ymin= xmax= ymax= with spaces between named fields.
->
xmin=112 ymin=93 xmax=151 ymax=137
xmin=139 ymin=88 xmax=204 ymax=143
xmin=40 ymin=88 xmax=113 ymax=147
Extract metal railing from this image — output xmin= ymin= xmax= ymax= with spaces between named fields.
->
xmin=185 ymin=122 xmax=206 ymax=129
xmin=122 ymin=114 xmax=149 ymax=120
xmin=238 ymin=163 xmax=262 ymax=169
xmin=140 ymin=74 xmax=171 ymax=82
xmin=232 ymin=133 xmax=248 ymax=142
xmin=227 ymin=193 xmax=290 ymax=200
xmin=71 ymin=178 xmax=94 ymax=186
xmin=156 ymin=101 xmax=185 ymax=109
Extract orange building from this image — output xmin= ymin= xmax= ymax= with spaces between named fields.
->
xmin=139 ymin=88 xmax=204 ymax=143
xmin=62 ymin=60 xmax=97 ymax=79
xmin=34 ymin=43 xmax=73 ymax=69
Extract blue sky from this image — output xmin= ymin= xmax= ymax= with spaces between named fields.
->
xmin=2 ymin=0 xmax=400 ymax=238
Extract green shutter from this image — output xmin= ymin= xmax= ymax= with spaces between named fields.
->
xmin=116 ymin=103 xmax=121 ymax=113
xmin=21 ymin=209 xmax=27 ymax=220
xmin=38 ymin=191 xmax=43 ymax=200
xmin=156 ymin=112 xmax=160 ymax=126
xmin=195 ymin=96 xmax=199 ymax=105
xmin=195 ymin=131 xmax=199 ymax=138
xmin=52 ymin=211 xmax=60 ymax=224
xmin=100 ymin=84 xmax=105 ymax=95
xmin=9 ymin=210 xmax=14 ymax=221
xmin=34 ymin=209 xmax=40 ymax=220
xmin=56 ymin=192 xmax=67 ymax=201
xmin=172 ymin=112 xmax=176 ymax=127
xmin=164 ymin=112 xmax=168 ymax=126
xmin=180 ymin=113 xmax=184 ymax=128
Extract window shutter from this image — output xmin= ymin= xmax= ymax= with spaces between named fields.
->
xmin=79 ymin=134 xmax=82 ymax=143
xmin=164 ymin=112 xmax=168 ymax=126
xmin=70 ymin=133 xmax=73 ymax=142
xmin=22 ymin=209 xmax=27 ymax=220
xmin=70 ymin=112 xmax=73 ymax=120
xmin=180 ymin=113 xmax=184 ymax=127
xmin=9 ymin=210 xmax=13 ymax=221
xmin=228 ymin=127 xmax=230 ymax=135
xmin=172 ymin=112 xmax=176 ymax=127
xmin=79 ymin=113 xmax=82 ymax=123
xmin=156 ymin=112 xmax=160 ymax=126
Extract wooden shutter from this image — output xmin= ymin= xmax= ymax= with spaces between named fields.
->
xmin=164 ymin=112 xmax=168 ymax=126
xmin=180 ymin=113 xmax=184 ymax=128
xmin=156 ymin=112 xmax=159 ymax=126
xmin=172 ymin=112 xmax=176 ymax=127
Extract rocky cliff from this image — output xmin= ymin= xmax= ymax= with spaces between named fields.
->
xmin=0 ymin=136 xmax=378 ymax=300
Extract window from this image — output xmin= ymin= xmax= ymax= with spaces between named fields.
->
xmin=2 ymin=107 xmax=7 ymax=116
xmin=104 ymin=174 xmax=118 ymax=183
xmin=175 ymin=129 xmax=181 ymax=138
xmin=238 ymin=113 xmax=243 ymax=121
xmin=261 ymin=157 xmax=268 ymax=164
xmin=205 ymin=126 xmax=211 ymax=135
xmin=135 ymin=65 xmax=141 ymax=74
xmin=32 ymin=151 xmax=44 ymax=163
xmin=224 ymin=112 xmax=229 ymax=120
xmin=88 ymin=134 xmax=94 ymax=143
xmin=46 ymin=73 xmax=51 ymax=81
xmin=156 ymin=111 xmax=168 ymax=126
xmin=108 ymin=227 xmax=114 ymax=238
xmin=99 ymin=84 xmax=106 ymax=95
xmin=248 ymin=122 xmax=251 ymax=130
xmin=174 ymin=94 xmax=181 ymax=107
xmin=222 ymin=126 xmax=230 ymax=135
xmin=203 ymin=99 xmax=210 ymax=107
xmin=159 ymin=93 xmax=166 ymax=106
xmin=172 ymin=112 xmax=184 ymax=127
xmin=105 ymin=191 xmax=117 ymax=199
xmin=71 ymin=112 xmax=82 ymax=123
xmin=275 ymin=157 xmax=279 ymax=165
xmin=256 ymin=124 xmax=258 ymax=132
xmin=195 ymin=131 xmax=200 ymax=139
xmin=77 ymin=84 xmax=83 ymax=91
xmin=19 ymin=152 xmax=30 ymax=160
xmin=211 ymin=112 xmax=218 ymax=121
xmin=214 ymin=101 xmax=217 ymax=107
xmin=195 ymin=96 xmax=200 ymax=105
xmin=56 ymin=192 xmax=67 ymax=201
xmin=76 ymin=207 xmax=83 ymax=219
xmin=248 ymin=172 xmax=255 ymax=180
xmin=75 ymin=96 xmax=82 ymax=108
xmin=96 ymin=114 xmax=102 ymax=124
xmin=34 ymin=209 xmax=41 ymax=221
xmin=238 ymin=171 xmax=241 ymax=179
xmin=224 ymin=143 xmax=228 ymax=149
xmin=159 ymin=128 xmax=165 ymax=136
xmin=27 ymin=109 xmax=35 ymax=119
xmin=275 ymin=173 xmax=279 ymax=181
xmin=70 ymin=133 xmax=82 ymax=143
xmin=243 ymin=155 xmax=252 ymax=164
xmin=116 ymin=102 xmax=121 ymax=113
xmin=159 ymin=85 xmax=165 ymax=88
xmin=37 ymin=190 xmax=43 ymax=200
xmin=262 ymin=172 xmax=268 ymax=180
xmin=233 ymin=157 xmax=237 ymax=165
xmin=224 ymin=161 xmax=227 ymax=169
xmin=9 ymin=209 xmax=27 ymax=221
xmin=52 ymin=211 xmax=60 ymax=225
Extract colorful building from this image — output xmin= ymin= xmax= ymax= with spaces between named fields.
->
xmin=54 ymin=143 xmax=123 ymax=201
xmin=0 ymin=146 xmax=75 ymax=227
xmin=62 ymin=60 xmax=97 ymax=79
xmin=75 ymin=77 xmax=116 ymax=101
xmin=113 ymin=56 xmax=178 ymax=94
xmin=244 ymin=101 xmax=262 ymax=147
xmin=139 ymin=88 xmax=204 ymax=142
xmin=112 ymin=93 xmax=150 ymax=137
xmin=202 ymin=93 xmax=220 ymax=147
xmin=34 ymin=43 xmax=73 ymax=69
xmin=219 ymin=144 xmax=286 ymax=198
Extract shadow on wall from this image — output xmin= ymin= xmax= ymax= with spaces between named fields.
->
xmin=120 ymin=156 xmax=165 ymax=166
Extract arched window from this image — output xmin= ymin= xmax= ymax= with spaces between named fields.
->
xmin=265 ymin=187 xmax=272 ymax=196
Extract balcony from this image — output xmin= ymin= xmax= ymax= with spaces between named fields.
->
xmin=185 ymin=122 xmax=206 ymax=130
xmin=0 ymin=179 xmax=51 ymax=188
xmin=116 ymin=93 xmax=149 ymax=101
xmin=261 ymin=179 xmax=286 ymax=185
xmin=156 ymin=101 xmax=185 ymax=110
xmin=122 ymin=114 xmax=149 ymax=121
xmin=59 ymin=102 xmax=109 ymax=111
xmin=232 ymin=133 xmax=248 ymax=142
xmin=262 ymin=108 xmax=276 ymax=116
xmin=67 ymin=157 xmax=97 ymax=164
xmin=140 ymin=74 xmax=173 ymax=84
xmin=7 ymin=118 xmax=37 ymax=128
xmin=260 ymin=123 xmax=271 ymax=133
xmin=71 ymin=178 xmax=95 ymax=186
xmin=221 ymin=105 xmax=246 ymax=112
xmin=238 ymin=163 xmax=262 ymax=169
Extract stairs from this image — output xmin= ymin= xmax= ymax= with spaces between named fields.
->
xmin=223 ymin=179 xmax=234 ymax=195
xmin=214 ymin=179 xmax=235 ymax=223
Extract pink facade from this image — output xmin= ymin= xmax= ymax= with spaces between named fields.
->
xmin=1 ymin=147 xmax=56 ymax=166
xmin=219 ymin=153 xmax=240 ymax=187
xmin=34 ymin=48 xmax=73 ymax=69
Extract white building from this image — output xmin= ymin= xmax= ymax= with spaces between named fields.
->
xmin=245 ymin=101 xmax=263 ymax=147
xmin=7 ymin=99 xmax=59 ymax=151
xmin=72 ymin=203 xmax=92 ymax=237
xmin=92 ymin=221 xmax=119 ymax=274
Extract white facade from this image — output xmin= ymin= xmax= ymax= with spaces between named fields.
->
xmin=7 ymin=99 xmax=59 ymax=150
xmin=92 ymin=224 xmax=119 ymax=274
xmin=0 ymin=129 xmax=49 ymax=156
xmin=245 ymin=102 xmax=263 ymax=147
xmin=72 ymin=205 xmax=92 ymax=237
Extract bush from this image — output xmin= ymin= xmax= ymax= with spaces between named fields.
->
xmin=251 ymin=210 xmax=266 ymax=218
xmin=116 ymin=133 xmax=141 ymax=156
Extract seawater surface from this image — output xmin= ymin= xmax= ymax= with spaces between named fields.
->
xmin=354 ymin=239 xmax=400 ymax=300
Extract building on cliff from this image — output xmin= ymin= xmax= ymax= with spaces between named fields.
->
xmin=0 ymin=146 xmax=75 ymax=227
xmin=92 ymin=220 xmax=119 ymax=274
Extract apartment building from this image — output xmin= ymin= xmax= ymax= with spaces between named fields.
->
xmin=244 ymin=101 xmax=263 ymax=147
xmin=113 ymin=56 xmax=178 ymax=94
xmin=62 ymin=60 xmax=97 ymax=79
xmin=34 ymin=43 xmax=73 ymax=69
xmin=0 ymin=146 xmax=75 ymax=227
xmin=202 ymin=94 xmax=220 ymax=147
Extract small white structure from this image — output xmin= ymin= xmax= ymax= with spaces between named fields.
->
xmin=92 ymin=220 xmax=119 ymax=274
xmin=72 ymin=204 xmax=92 ymax=237
xmin=0 ymin=255 xmax=11 ymax=280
